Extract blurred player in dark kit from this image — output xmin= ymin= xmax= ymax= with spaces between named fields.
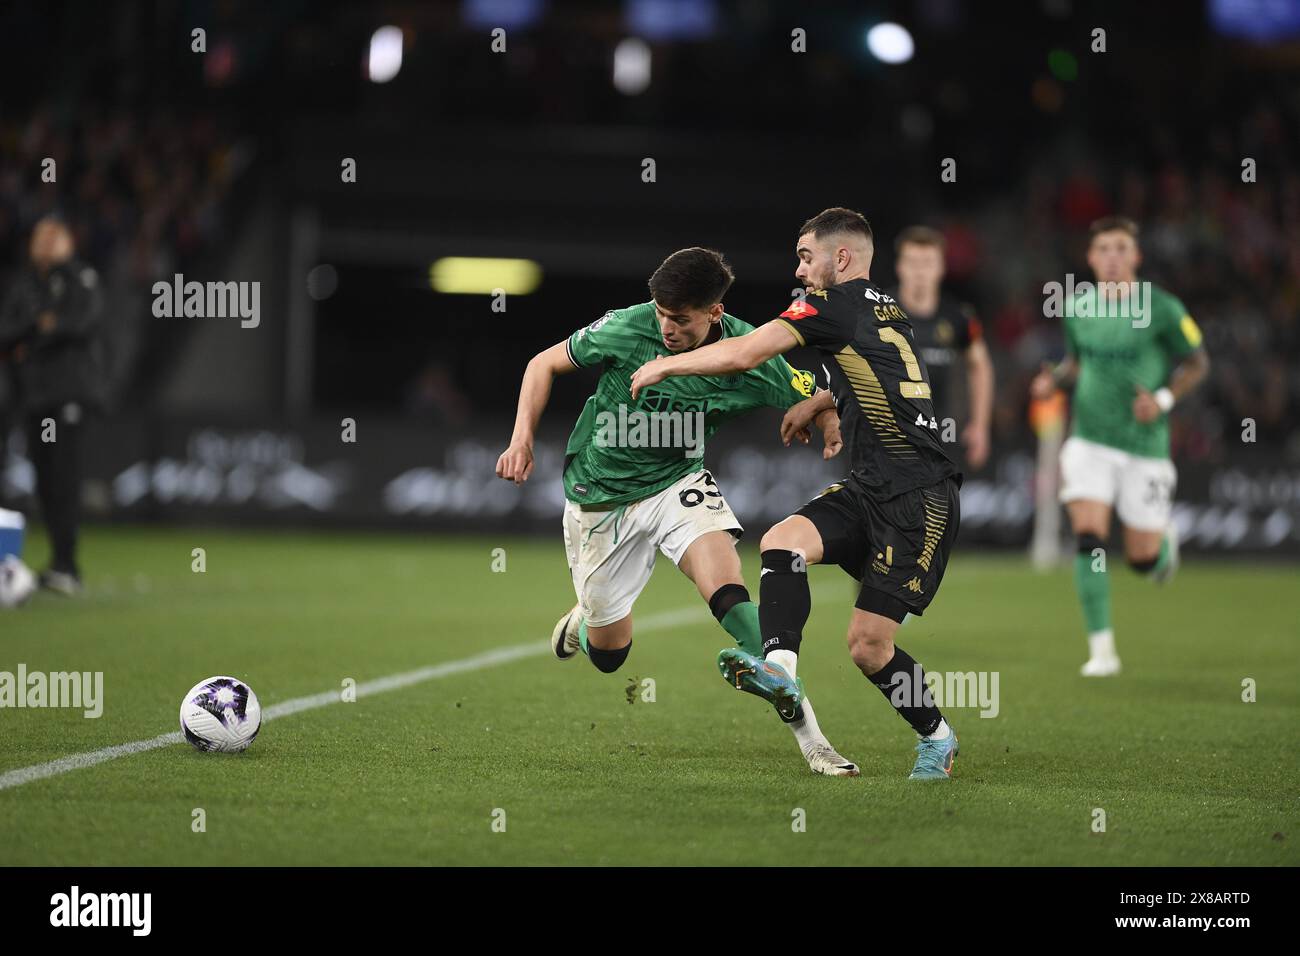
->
xmin=0 ymin=217 xmax=104 ymax=595
xmin=887 ymin=226 xmax=993 ymax=471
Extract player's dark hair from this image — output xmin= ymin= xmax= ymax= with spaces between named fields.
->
xmin=1088 ymin=216 xmax=1139 ymax=240
xmin=895 ymin=225 xmax=946 ymax=254
xmin=799 ymin=207 xmax=874 ymax=244
xmin=648 ymin=247 xmax=735 ymax=311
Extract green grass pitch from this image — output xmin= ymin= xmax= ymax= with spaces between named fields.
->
xmin=1 ymin=526 xmax=1296 ymax=866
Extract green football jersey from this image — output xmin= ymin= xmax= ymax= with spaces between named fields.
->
xmin=562 ymin=301 xmax=816 ymax=505
xmin=1064 ymin=281 xmax=1202 ymax=459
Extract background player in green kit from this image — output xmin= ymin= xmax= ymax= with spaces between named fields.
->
xmin=1031 ymin=217 xmax=1209 ymax=676
xmin=495 ymin=247 xmax=861 ymax=776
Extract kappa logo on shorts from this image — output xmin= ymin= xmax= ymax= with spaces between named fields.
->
xmin=905 ymin=576 xmax=924 ymax=593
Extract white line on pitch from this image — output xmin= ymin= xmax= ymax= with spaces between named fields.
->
xmin=0 ymin=600 xmax=722 ymax=793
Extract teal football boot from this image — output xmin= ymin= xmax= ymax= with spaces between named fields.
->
xmin=717 ymin=648 xmax=804 ymax=720
xmin=908 ymin=724 xmax=959 ymax=780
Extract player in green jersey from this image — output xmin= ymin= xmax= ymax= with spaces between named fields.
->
xmin=1031 ymin=217 xmax=1209 ymax=676
xmin=495 ymin=247 xmax=860 ymax=776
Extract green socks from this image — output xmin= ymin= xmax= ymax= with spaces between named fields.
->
xmin=1073 ymin=552 xmax=1111 ymax=634
xmin=577 ymin=590 xmax=762 ymax=662
xmin=720 ymin=600 xmax=764 ymax=656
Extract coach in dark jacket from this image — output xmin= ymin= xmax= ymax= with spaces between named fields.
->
xmin=0 ymin=217 xmax=103 ymax=594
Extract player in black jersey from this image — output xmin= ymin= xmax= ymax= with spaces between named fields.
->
xmin=631 ymin=208 xmax=963 ymax=780
xmin=886 ymin=226 xmax=993 ymax=471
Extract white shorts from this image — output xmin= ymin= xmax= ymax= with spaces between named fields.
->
xmin=1059 ymin=436 xmax=1176 ymax=532
xmin=562 ymin=469 xmax=742 ymax=627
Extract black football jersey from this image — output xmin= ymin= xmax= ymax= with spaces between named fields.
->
xmin=883 ymin=288 xmax=982 ymax=419
xmin=775 ymin=279 xmax=961 ymax=498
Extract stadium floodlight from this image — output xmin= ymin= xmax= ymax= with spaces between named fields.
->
xmin=429 ymin=257 xmax=542 ymax=295
xmin=367 ymin=26 xmax=403 ymax=83
xmin=613 ymin=37 xmax=652 ymax=95
xmin=865 ymin=22 xmax=914 ymax=64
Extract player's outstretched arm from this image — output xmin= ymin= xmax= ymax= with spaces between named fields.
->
xmin=496 ymin=341 xmax=576 ymax=484
xmin=629 ymin=321 xmax=798 ymax=400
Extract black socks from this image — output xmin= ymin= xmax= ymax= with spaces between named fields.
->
xmin=758 ymin=549 xmax=810 ymax=658
xmin=867 ymin=645 xmax=943 ymax=737
xmin=708 ymin=583 xmax=750 ymax=622
xmin=587 ymin=641 xmax=631 ymax=674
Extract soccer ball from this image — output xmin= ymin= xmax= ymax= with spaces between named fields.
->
xmin=0 ymin=556 xmax=37 ymax=609
xmin=179 ymin=676 xmax=262 ymax=752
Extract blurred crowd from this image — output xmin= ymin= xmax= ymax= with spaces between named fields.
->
xmin=0 ymin=107 xmax=245 ymax=286
xmin=4 ymin=100 xmax=1296 ymax=465
xmin=0 ymin=106 xmax=254 ymax=415
xmin=0 ymin=2 xmax=1295 ymax=470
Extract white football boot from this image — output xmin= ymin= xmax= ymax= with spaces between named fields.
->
xmin=1080 ymin=628 xmax=1121 ymax=676
xmin=1080 ymin=655 xmax=1122 ymax=677
xmin=551 ymin=604 xmax=582 ymax=661
xmin=803 ymin=741 xmax=860 ymax=777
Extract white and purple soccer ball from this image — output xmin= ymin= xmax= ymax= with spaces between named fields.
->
xmin=0 ymin=555 xmax=37 ymax=609
xmin=179 ymin=676 xmax=262 ymax=753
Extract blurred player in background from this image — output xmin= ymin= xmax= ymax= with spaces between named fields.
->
xmin=632 ymin=209 xmax=964 ymax=781
xmin=887 ymin=227 xmax=993 ymax=470
xmin=1030 ymin=217 xmax=1209 ymax=676
xmin=496 ymin=247 xmax=861 ymax=776
xmin=0 ymin=217 xmax=103 ymax=595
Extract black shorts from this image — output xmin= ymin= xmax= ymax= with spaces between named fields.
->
xmin=795 ymin=475 xmax=961 ymax=622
